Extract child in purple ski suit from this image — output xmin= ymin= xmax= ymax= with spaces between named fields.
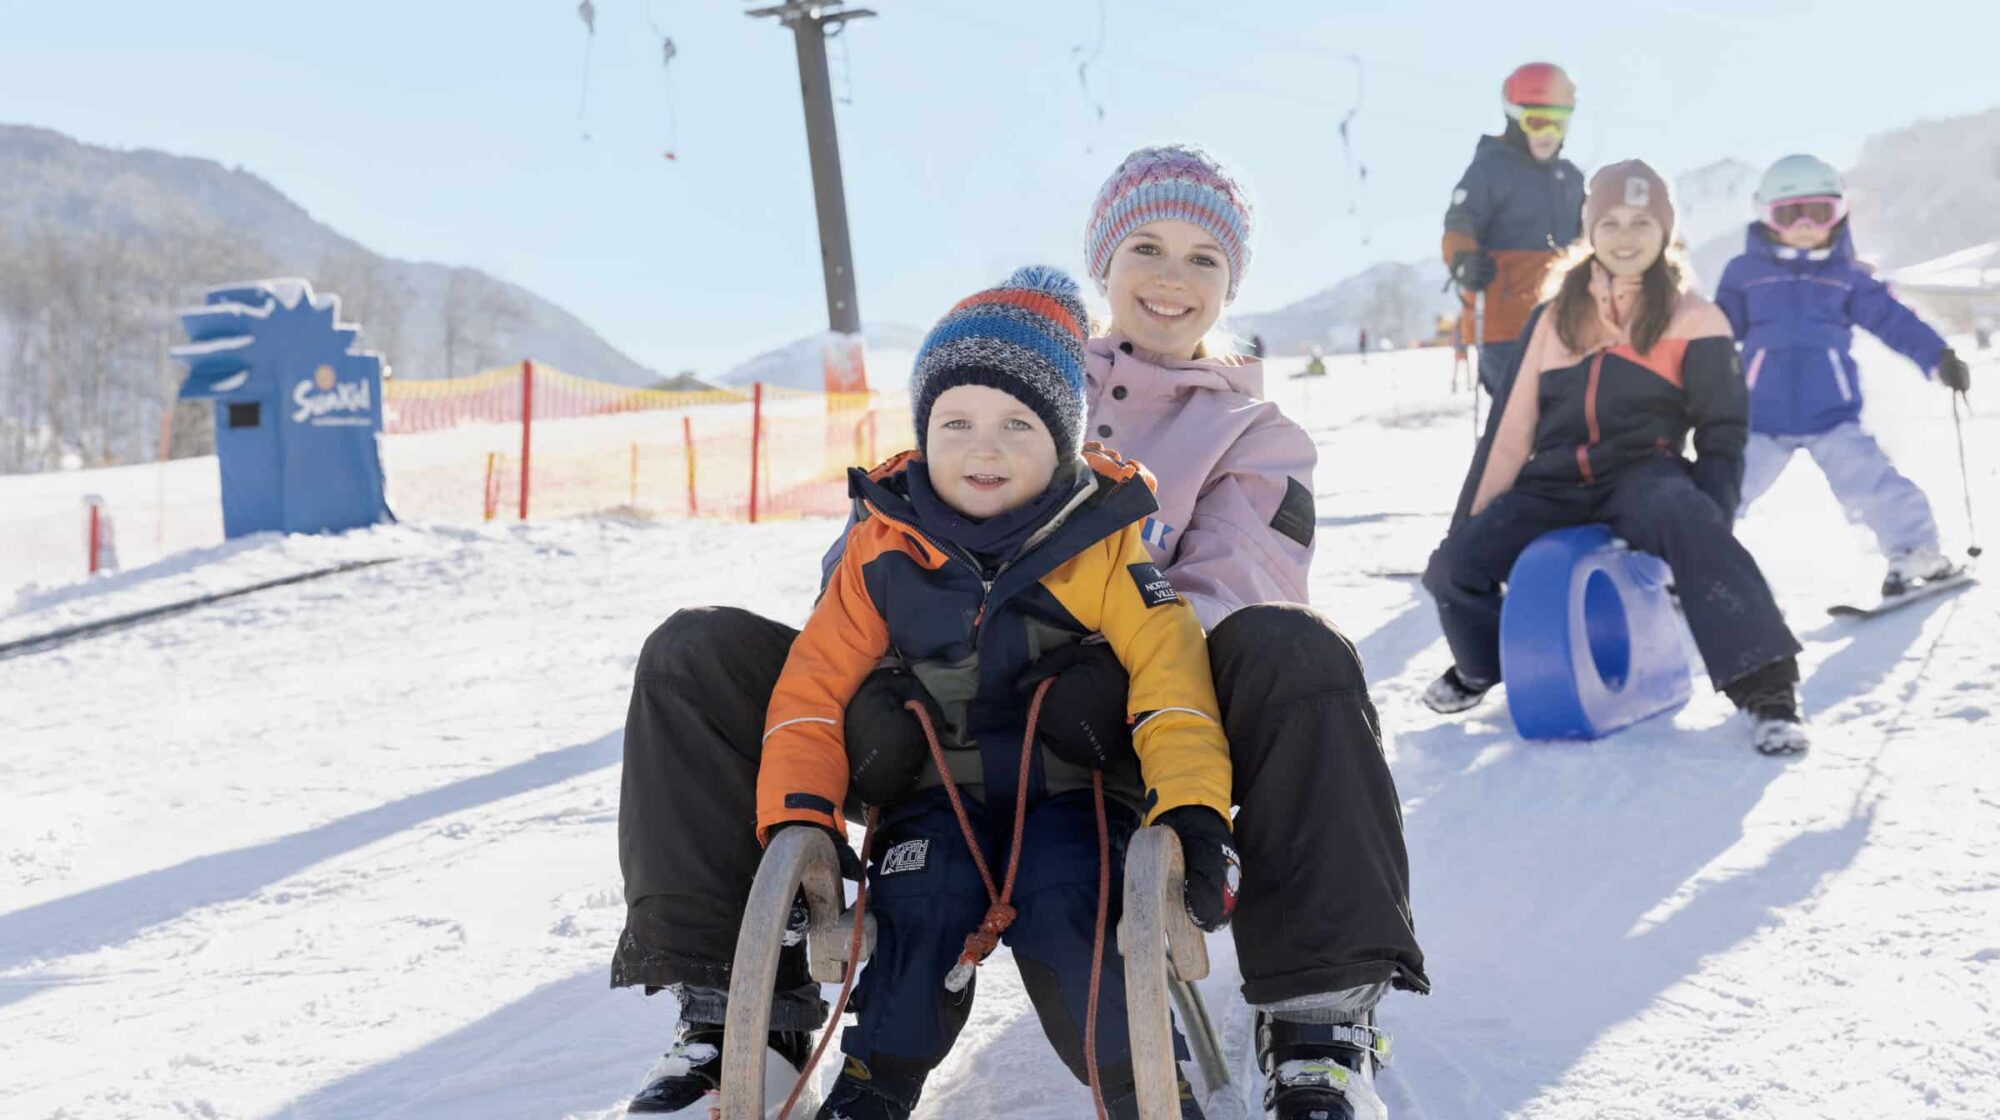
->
xmin=1715 ymin=154 xmax=1974 ymax=597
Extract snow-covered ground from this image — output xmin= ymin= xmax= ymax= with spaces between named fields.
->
xmin=5 ymin=342 xmax=1999 ymax=1119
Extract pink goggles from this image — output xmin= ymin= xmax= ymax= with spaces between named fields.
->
xmin=1763 ymin=194 xmax=1848 ymax=232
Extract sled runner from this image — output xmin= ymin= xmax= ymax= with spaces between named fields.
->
xmin=1121 ymin=825 xmax=1239 ymax=1119
xmin=720 ymin=825 xmax=870 ymax=1118
xmin=718 ymin=823 xmax=1233 ymax=1118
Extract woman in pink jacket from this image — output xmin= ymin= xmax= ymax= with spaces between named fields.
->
xmin=614 ymin=145 xmax=1425 ymax=1120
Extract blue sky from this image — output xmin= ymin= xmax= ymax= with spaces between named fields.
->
xmin=7 ymin=0 xmax=1998 ymax=377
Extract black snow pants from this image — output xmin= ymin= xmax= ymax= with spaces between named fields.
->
xmin=611 ymin=602 xmax=1430 ymax=1024
xmin=1423 ymin=458 xmax=1802 ymax=690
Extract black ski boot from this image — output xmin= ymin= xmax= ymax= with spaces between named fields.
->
xmin=1723 ymin=658 xmax=1809 ymax=756
xmin=1420 ymin=665 xmax=1492 ymax=715
xmin=813 ymin=1057 xmax=924 ymax=1119
xmin=1257 ymin=1012 xmax=1391 ymax=1120
xmin=628 ymin=1024 xmax=812 ymax=1116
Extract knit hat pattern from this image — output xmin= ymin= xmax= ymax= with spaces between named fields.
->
xmin=1084 ymin=144 xmax=1254 ymax=303
xmin=910 ymin=265 xmax=1091 ymax=457
xmin=1585 ymin=159 xmax=1677 ymax=243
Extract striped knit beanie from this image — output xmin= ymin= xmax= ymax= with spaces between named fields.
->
xmin=1084 ymin=144 xmax=1254 ymax=303
xmin=910 ymin=265 xmax=1090 ymax=458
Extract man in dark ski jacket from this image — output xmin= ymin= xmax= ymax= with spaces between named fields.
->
xmin=1442 ymin=61 xmax=1586 ymax=396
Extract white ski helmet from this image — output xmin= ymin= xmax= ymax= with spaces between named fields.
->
xmin=1755 ymin=154 xmax=1844 ymax=206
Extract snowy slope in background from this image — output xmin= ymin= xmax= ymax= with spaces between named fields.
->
xmin=4 ymin=343 xmax=1999 ymax=1118
xmin=1846 ymin=107 xmax=2000 ymax=270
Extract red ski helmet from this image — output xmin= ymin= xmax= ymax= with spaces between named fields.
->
xmin=1501 ymin=62 xmax=1577 ymax=114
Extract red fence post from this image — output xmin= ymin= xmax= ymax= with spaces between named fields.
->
xmin=748 ymin=382 xmax=764 ymax=525
xmin=519 ymin=359 xmax=535 ymax=520
xmin=683 ymin=415 xmax=698 ymax=517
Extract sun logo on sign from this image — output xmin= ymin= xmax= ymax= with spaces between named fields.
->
xmin=314 ymin=365 xmax=337 ymax=391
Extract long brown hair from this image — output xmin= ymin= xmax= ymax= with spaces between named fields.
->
xmin=1544 ymin=239 xmax=1689 ymax=356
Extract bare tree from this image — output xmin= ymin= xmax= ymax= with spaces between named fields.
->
xmin=0 ymin=219 xmax=271 ymax=472
xmin=1360 ymin=265 xmax=1420 ymax=350
xmin=317 ymin=246 xmax=407 ymax=371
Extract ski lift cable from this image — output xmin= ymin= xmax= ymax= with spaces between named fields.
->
xmin=1071 ymin=0 xmax=1109 ymax=144
xmin=827 ymin=14 xmax=857 ymax=106
xmin=1134 ymin=0 xmax=1681 ymax=136
xmin=576 ymin=0 xmax=597 ymax=139
xmin=651 ymin=2 xmax=683 ymax=159
xmin=897 ymin=1 xmax=1462 ymax=140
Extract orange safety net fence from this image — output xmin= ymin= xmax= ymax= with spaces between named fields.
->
xmin=381 ymin=361 xmax=911 ymax=524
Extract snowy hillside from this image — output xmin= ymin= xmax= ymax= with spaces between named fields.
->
xmin=4 ymin=342 xmax=1999 ymax=1118
xmin=1847 ymin=107 xmax=2000 ymax=271
xmin=0 ymin=124 xmax=659 ymax=386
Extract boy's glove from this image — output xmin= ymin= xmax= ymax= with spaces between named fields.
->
xmin=1938 ymin=349 xmax=1972 ymax=393
xmin=844 ymin=665 xmax=945 ymax=806
xmin=767 ymin=821 xmax=864 ymax=882
xmin=1451 ymin=249 xmax=1498 ymax=293
xmin=1158 ymin=805 xmax=1240 ymax=932
xmin=1016 ymin=642 xmax=1135 ymax=770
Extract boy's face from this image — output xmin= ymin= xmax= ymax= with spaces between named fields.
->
xmin=924 ymin=384 xmax=1060 ymax=519
xmin=1105 ymin=219 xmax=1230 ymax=360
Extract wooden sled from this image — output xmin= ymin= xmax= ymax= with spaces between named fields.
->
xmin=720 ymin=824 xmax=1235 ymax=1119
xmin=1121 ymin=825 xmax=1238 ymax=1119
xmin=720 ymin=826 xmax=871 ymax=1119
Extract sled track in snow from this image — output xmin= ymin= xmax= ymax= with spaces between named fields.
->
xmin=0 ymin=558 xmax=400 ymax=661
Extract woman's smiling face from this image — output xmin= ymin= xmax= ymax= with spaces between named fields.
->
xmin=1104 ymin=219 xmax=1231 ymax=360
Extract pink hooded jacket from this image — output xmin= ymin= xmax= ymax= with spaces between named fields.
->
xmin=1084 ymin=333 xmax=1319 ymax=630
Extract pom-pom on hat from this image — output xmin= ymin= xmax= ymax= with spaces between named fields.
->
xmin=910 ymin=265 xmax=1091 ymax=457
xmin=1084 ymin=144 xmax=1254 ymax=303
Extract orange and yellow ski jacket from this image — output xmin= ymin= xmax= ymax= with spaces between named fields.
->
xmin=755 ymin=447 xmax=1232 ymax=843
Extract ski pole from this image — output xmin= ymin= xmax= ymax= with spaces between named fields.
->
xmin=1952 ymin=390 xmax=1982 ymax=558
xmin=1472 ymin=290 xmax=1485 ymax=438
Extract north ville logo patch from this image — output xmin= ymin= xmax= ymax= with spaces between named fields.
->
xmin=1128 ymin=562 xmax=1180 ymax=608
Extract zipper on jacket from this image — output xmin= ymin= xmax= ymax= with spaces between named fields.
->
xmin=1826 ymin=348 xmax=1854 ymax=402
xmin=1576 ymin=351 xmax=1604 ymax=484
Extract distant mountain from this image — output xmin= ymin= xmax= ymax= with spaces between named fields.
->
xmin=0 ymin=124 xmax=658 ymax=386
xmin=1231 ymin=260 xmax=1460 ymax=357
xmin=717 ymin=323 xmax=928 ymax=391
xmin=1845 ymin=107 xmax=2000 ymax=269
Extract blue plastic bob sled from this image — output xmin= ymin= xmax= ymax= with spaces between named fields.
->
xmin=1498 ymin=524 xmax=1691 ymax=740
